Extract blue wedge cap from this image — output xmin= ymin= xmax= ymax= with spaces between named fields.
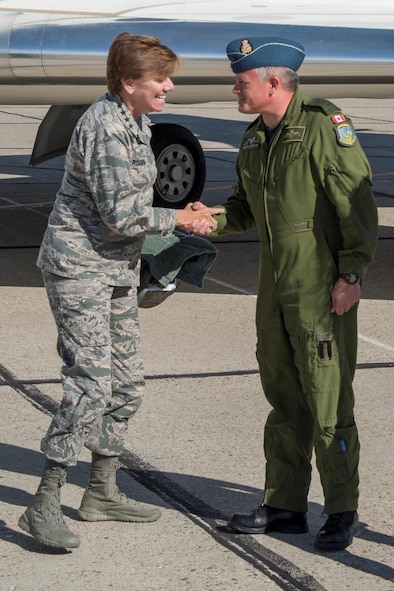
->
xmin=226 ymin=37 xmax=305 ymax=73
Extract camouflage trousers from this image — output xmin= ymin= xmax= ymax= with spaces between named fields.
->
xmin=40 ymin=271 xmax=145 ymax=466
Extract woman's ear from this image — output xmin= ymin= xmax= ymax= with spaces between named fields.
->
xmin=120 ymin=78 xmax=134 ymax=94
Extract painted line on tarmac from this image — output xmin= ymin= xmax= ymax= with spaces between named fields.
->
xmin=205 ymin=276 xmax=256 ymax=295
xmin=1 ymin=360 xmax=327 ymax=591
xmin=206 ymin=277 xmax=394 ymax=355
xmin=358 ymin=333 xmax=394 ymax=352
xmin=0 ymin=196 xmax=51 ymax=218
xmin=121 ymin=450 xmax=328 ymax=591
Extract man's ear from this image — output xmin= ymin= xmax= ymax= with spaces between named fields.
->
xmin=268 ymin=76 xmax=280 ymax=95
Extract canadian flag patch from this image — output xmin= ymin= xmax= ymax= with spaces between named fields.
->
xmin=331 ymin=114 xmax=346 ymax=124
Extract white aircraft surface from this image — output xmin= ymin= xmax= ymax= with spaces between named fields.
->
xmin=0 ymin=0 xmax=393 ymax=205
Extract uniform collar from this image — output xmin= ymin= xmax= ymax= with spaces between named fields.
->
xmin=107 ymin=92 xmax=151 ymax=139
xmin=281 ymin=88 xmax=307 ymax=125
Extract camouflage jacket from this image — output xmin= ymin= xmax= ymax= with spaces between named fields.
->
xmin=37 ymin=93 xmax=178 ymax=286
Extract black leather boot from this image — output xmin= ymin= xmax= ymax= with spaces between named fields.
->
xmin=227 ymin=504 xmax=308 ymax=534
xmin=314 ymin=511 xmax=359 ymax=551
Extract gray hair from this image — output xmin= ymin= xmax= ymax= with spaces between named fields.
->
xmin=255 ymin=66 xmax=299 ymax=91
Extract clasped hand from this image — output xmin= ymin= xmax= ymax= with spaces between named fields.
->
xmin=176 ymin=201 xmax=224 ymax=235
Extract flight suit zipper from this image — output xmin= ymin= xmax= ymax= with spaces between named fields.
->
xmin=327 ymin=165 xmax=350 ymax=194
xmin=263 ymin=122 xmax=287 ymax=280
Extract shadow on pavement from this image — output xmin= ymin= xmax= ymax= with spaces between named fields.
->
xmin=1 ymin=441 xmax=393 ymax=585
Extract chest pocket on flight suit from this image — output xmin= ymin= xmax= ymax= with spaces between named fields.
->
xmin=238 ymin=134 xmax=265 ymax=197
xmin=270 ymin=145 xmax=313 ymax=224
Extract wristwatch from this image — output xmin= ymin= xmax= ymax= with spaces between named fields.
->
xmin=340 ymin=273 xmax=360 ymax=284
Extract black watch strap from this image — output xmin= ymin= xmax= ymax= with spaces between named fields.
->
xmin=340 ymin=273 xmax=360 ymax=284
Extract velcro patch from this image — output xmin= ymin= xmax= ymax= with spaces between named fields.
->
xmin=335 ymin=123 xmax=357 ymax=146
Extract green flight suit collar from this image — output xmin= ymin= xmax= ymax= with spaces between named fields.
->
xmin=252 ymin=89 xmax=307 ymax=141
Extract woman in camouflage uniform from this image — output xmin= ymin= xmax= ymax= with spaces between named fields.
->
xmin=19 ymin=32 xmax=222 ymax=550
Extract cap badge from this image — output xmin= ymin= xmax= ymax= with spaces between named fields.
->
xmin=240 ymin=39 xmax=253 ymax=54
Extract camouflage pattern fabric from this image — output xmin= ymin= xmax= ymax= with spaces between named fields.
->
xmin=37 ymin=92 xmax=177 ymax=286
xmin=41 ymin=271 xmax=144 ymax=465
xmin=37 ymin=93 xmax=178 ymax=465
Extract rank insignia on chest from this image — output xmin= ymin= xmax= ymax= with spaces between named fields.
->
xmin=335 ymin=123 xmax=357 ymax=146
xmin=242 ymin=136 xmax=260 ymax=150
xmin=283 ymin=126 xmax=306 ymax=142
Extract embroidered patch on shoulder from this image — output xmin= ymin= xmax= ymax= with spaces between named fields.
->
xmin=331 ymin=114 xmax=346 ymax=124
xmin=283 ymin=127 xmax=306 ymax=142
xmin=335 ymin=123 xmax=357 ymax=146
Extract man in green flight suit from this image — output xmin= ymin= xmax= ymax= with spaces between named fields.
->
xmin=199 ymin=37 xmax=378 ymax=551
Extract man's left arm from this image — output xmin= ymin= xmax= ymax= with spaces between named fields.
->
xmin=323 ymin=119 xmax=378 ymax=314
xmin=330 ymin=277 xmax=361 ymax=316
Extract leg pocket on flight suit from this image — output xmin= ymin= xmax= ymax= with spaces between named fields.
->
xmin=290 ymin=328 xmax=339 ymax=393
xmin=325 ymin=424 xmax=359 ymax=483
xmin=289 ymin=328 xmax=341 ymax=415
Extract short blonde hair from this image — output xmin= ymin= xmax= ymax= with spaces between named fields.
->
xmin=107 ymin=32 xmax=180 ymax=95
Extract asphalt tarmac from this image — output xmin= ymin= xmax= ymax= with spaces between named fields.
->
xmin=0 ymin=99 xmax=393 ymax=591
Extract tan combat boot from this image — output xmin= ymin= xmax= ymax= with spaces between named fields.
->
xmin=18 ymin=459 xmax=80 ymax=549
xmin=78 ymin=453 xmax=161 ymax=523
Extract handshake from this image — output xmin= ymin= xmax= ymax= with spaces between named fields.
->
xmin=176 ymin=201 xmax=225 ymax=236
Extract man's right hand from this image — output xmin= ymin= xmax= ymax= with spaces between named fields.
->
xmin=176 ymin=202 xmax=224 ymax=235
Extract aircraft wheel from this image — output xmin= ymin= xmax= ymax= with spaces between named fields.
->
xmin=151 ymin=123 xmax=206 ymax=208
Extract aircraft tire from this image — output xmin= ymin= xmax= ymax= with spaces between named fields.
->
xmin=151 ymin=123 xmax=206 ymax=208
